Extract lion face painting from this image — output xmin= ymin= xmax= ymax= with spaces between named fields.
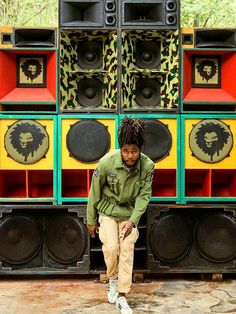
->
xmin=189 ymin=119 xmax=233 ymax=163
xmin=4 ymin=120 xmax=49 ymax=164
xmin=17 ymin=55 xmax=47 ymax=87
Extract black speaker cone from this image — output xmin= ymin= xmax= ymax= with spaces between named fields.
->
xmin=135 ymin=78 xmax=160 ymax=107
xmin=44 ymin=214 xmax=87 ymax=264
xmin=78 ymin=41 xmax=103 ymax=69
xmin=136 ymin=41 xmax=160 ymax=69
xmin=66 ymin=119 xmax=110 ymax=163
xmin=149 ymin=213 xmax=191 ymax=263
xmin=142 ymin=119 xmax=172 ymax=162
xmin=77 ymin=78 xmax=102 ymax=107
xmin=0 ymin=215 xmax=42 ymax=264
xmin=195 ymin=213 xmax=236 ymax=262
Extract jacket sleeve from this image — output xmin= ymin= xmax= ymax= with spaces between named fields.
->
xmin=86 ymin=162 xmax=107 ymax=225
xmin=129 ymin=163 xmax=155 ymax=226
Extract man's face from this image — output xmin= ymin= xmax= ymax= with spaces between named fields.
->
xmin=121 ymin=144 xmax=140 ymax=167
xmin=204 ymin=131 xmax=218 ymax=148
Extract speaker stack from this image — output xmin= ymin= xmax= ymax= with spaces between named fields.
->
xmin=0 ymin=205 xmax=90 ymax=274
xmin=121 ymin=0 xmax=180 ymax=112
xmin=59 ymin=0 xmax=118 ymax=113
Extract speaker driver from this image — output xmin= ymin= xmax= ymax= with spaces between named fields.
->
xmin=4 ymin=119 xmax=49 ymax=165
xmin=44 ymin=214 xmax=87 ymax=264
xmin=195 ymin=213 xmax=236 ymax=262
xmin=149 ymin=213 xmax=191 ymax=263
xmin=166 ymin=0 xmax=177 ymax=11
xmin=78 ymin=41 xmax=103 ymax=70
xmin=77 ymin=78 xmax=102 ymax=107
xmin=66 ymin=119 xmax=110 ymax=163
xmin=0 ymin=215 xmax=42 ymax=264
xmin=142 ymin=120 xmax=172 ymax=162
xmin=135 ymin=78 xmax=160 ymax=107
xmin=136 ymin=41 xmax=160 ymax=69
xmin=105 ymin=0 xmax=116 ymax=12
xmin=105 ymin=14 xmax=116 ymax=26
xmin=189 ymin=119 xmax=233 ymax=163
xmin=166 ymin=13 xmax=177 ymax=25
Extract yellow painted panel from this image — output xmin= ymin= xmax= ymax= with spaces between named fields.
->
xmin=61 ymin=118 xmax=116 ymax=169
xmin=154 ymin=118 xmax=177 ymax=169
xmin=0 ymin=26 xmax=13 ymax=48
xmin=185 ymin=118 xmax=236 ymax=169
xmin=181 ymin=27 xmax=194 ymax=48
xmin=0 ymin=119 xmax=54 ymax=169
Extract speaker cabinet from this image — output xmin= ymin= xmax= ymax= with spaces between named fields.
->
xmin=121 ymin=0 xmax=179 ymax=29
xmin=60 ymin=0 xmax=117 ymax=28
xmin=0 ymin=116 xmax=57 ymax=203
xmin=0 ymin=206 xmax=90 ymax=274
xmin=195 ymin=29 xmax=236 ymax=49
xmin=0 ymin=49 xmax=57 ymax=113
xmin=0 ymin=27 xmax=13 ymax=48
xmin=121 ymin=30 xmax=179 ymax=112
xmin=14 ymin=28 xmax=57 ymax=47
xmin=58 ymin=115 xmax=118 ymax=203
xmin=181 ymin=115 xmax=236 ymax=203
xmin=147 ymin=205 xmax=236 ymax=273
xmin=181 ymin=27 xmax=194 ymax=48
xmin=181 ymin=49 xmax=236 ymax=113
xmin=120 ymin=114 xmax=180 ymax=202
xmin=60 ymin=30 xmax=117 ymax=112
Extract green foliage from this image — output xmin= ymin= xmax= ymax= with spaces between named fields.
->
xmin=181 ymin=0 xmax=236 ymax=27
xmin=0 ymin=0 xmax=58 ymax=26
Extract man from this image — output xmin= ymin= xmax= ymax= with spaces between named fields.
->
xmin=87 ymin=117 xmax=155 ymax=314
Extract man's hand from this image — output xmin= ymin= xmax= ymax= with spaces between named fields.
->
xmin=87 ymin=224 xmax=99 ymax=238
xmin=119 ymin=220 xmax=134 ymax=239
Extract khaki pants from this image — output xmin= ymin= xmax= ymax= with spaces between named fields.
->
xmin=98 ymin=215 xmax=139 ymax=294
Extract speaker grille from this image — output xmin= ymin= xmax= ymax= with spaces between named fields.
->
xmin=0 ymin=215 xmax=42 ymax=264
xmin=45 ymin=214 xmax=87 ymax=264
xmin=66 ymin=119 xmax=110 ymax=162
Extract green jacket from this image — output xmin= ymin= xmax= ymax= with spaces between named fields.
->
xmin=87 ymin=149 xmax=155 ymax=226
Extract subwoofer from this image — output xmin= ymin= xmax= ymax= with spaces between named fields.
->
xmin=66 ymin=119 xmax=110 ymax=163
xmin=147 ymin=205 xmax=236 ymax=273
xmin=77 ymin=78 xmax=103 ymax=108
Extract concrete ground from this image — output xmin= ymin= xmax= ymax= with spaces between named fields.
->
xmin=0 ymin=274 xmax=236 ymax=314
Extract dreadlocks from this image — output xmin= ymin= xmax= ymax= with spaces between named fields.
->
xmin=118 ymin=117 xmax=146 ymax=149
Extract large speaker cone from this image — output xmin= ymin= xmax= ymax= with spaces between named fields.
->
xmin=189 ymin=119 xmax=233 ymax=163
xmin=142 ymin=119 xmax=172 ymax=162
xmin=78 ymin=41 xmax=103 ymax=70
xmin=77 ymin=78 xmax=103 ymax=107
xmin=0 ymin=215 xmax=42 ymax=264
xmin=195 ymin=213 xmax=236 ymax=263
xmin=135 ymin=78 xmax=160 ymax=107
xmin=136 ymin=41 xmax=160 ymax=69
xmin=149 ymin=213 xmax=191 ymax=263
xmin=66 ymin=119 xmax=110 ymax=163
xmin=44 ymin=214 xmax=87 ymax=264
xmin=4 ymin=119 xmax=49 ymax=164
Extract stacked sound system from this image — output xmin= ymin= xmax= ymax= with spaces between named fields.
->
xmin=1 ymin=1 xmax=236 ymax=276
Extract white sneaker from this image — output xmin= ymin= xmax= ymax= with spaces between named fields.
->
xmin=107 ymin=279 xmax=118 ymax=303
xmin=115 ymin=296 xmax=133 ymax=314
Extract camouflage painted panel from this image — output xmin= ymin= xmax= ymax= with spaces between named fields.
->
xmin=122 ymin=30 xmax=179 ymax=110
xmin=60 ymin=30 xmax=117 ymax=111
